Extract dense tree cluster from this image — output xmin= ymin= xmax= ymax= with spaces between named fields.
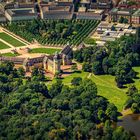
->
xmin=0 ymin=62 xmax=136 ymax=140
xmin=124 ymin=85 xmax=140 ymax=113
xmin=2 ymin=19 xmax=99 ymax=45
xmin=74 ymin=35 xmax=140 ymax=87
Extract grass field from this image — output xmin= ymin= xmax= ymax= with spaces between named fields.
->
xmin=132 ymin=67 xmax=140 ymax=90
xmin=29 ymin=48 xmax=61 ymax=55
xmin=90 ymin=74 xmax=127 ymax=111
xmin=1 ymin=52 xmax=19 ymax=57
xmin=47 ymin=67 xmax=140 ymax=112
xmin=0 ymin=40 xmax=10 ymax=50
xmin=0 ymin=32 xmax=26 ymax=47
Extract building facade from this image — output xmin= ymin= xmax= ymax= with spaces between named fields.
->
xmin=0 ymin=45 xmax=73 ymax=74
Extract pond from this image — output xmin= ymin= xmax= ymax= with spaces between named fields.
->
xmin=118 ymin=114 xmax=140 ymax=140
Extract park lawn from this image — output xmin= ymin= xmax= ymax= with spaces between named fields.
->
xmin=46 ymin=66 xmax=140 ymax=111
xmin=29 ymin=48 xmax=62 ymax=55
xmin=47 ymin=71 xmax=127 ymax=111
xmin=62 ymin=72 xmax=89 ymax=85
xmin=132 ymin=67 xmax=140 ymax=90
xmin=0 ymin=40 xmax=10 ymax=49
xmin=1 ymin=52 xmax=19 ymax=57
xmin=0 ymin=32 xmax=26 ymax=47
xmin=90 ymin=74 xmax=127 ymax=112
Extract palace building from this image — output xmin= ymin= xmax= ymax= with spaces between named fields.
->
xmin=0 ymin=45 xmax=73 ymax=74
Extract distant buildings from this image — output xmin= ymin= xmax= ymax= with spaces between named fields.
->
xmin=92 ymin=22 xmax=136 ymax=46
xmin=76 ymin=7 xmax=104 ymax=20
xmin=109 ymin=8 xmax=140 ymax=24
xmin=0 ymin=11 xmax=6 ymax=22
xmin=0 ymin=0 xmax=112 ymax=21
xmin=0 ymin=0 xmax=140 ymax=25
xmin=5 ymin=8 xmax=37 ymax=21
xmin=109 ymin=8 xmax=131 ymax=23
xmin=40 ymin=2 xmax=74 ymax=19
xmin=90 ymin=0 xmax=113 ymax=10
xmin=132 ymin=9 xmax=140 ymax=24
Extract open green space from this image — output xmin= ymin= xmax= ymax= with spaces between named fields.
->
xmin=3 ymin=19 xmax=100 ymax=46
xmin=0 ymin=40 xmax=10 ymax=50
xmin=1 ymin=52 xmax=19 ymax=57
xmin=48 ymin=72 xmax=127 ymax=111
xmin=132 ymin=67 xmax=140 ymax=90
xmin=47 ymin=67 xmax=140 ymax=112
xmin=29 ymin=48 xmax=61 ymax=55
xmin=90 ymin=74 xmax=127 ymax=111
xmin=0 ymin=32 xmax=26 ymax=47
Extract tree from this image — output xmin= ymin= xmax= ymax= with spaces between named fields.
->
xmin=126 ymin=84 xmax=138 ymax=96
xmin=119 ymin=17 xmax=124 ymax=23
xmin=71 ymin=77 xmax=82 ymax=86
xmin=71 ymin=64 xmax=78 ymax=72
xmin=106 ymin=103 xmax=118 ymax=122
xmin=92 ymin=61 xmax=103 ymax=75
xmin=82 ymin=62 xmax=91 ymax=72
xmin=18 ymin=67 xmax=25 ymax=77
xmin=28 ymin=81 xmax=50 ymax=98
xmin=49 ymin=80 xmax=63 ymax=98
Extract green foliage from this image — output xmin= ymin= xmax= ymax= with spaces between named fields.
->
xmin=119 ymin=17 xmax=128 ymax=24
xmin=71 ymin=77 xmax=82 ymax=86
xmin=1 ymin=52 xmax=19 ymax=57
xmin=3 ymin=19 xmax=100 ymax=46
xmin=0 ymin=40 xmax=10 ymax=50
xmin=31 ymin=67 xmax=46 ymax=81
xmin=29 ymin=48 xmax=61 ymax=55
xmin=74 ymin=35 xmax=140 ymax=87
xmin=124 ymin=85 xmax=140 ymax=113
xmin=0 ymin=32 xmax=26 ymax=47
xmin=0 ymin=62 xmax=136 ymax=139
xmin=84 ymin=37 xmax=96 ymax=45
xmin=71 ymin=63 xmax=78 ymax=72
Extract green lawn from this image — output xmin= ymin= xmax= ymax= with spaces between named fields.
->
xmin=90 ymin=74 xmax=127 ymax=111
xmin=29 ymin=48 xmax=61 ymax=55
xmin=46 ymin=67 xmax=140 ymax=112
xmin=0 ymin=40 xmax=10 ymax=50
xmin=47 ymin=72 xmax=127 ymax=111
xmin=0 ymin=32 xmax=26 ymax=47
xmin=1 ymin=52 xmax=19 ymax=57
xmin=132 ymin=67 xmax=140 ymax=90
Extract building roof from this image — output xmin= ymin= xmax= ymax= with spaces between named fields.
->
xmin=0 ymin=56 xmax=25 ymax=64
xmin=42 ymin=4 xmax=71 ymax=13
xmin=78 ymin=7 xmax=86 ymax=12
xmin=6 ymin=8 xmax=37 ymax=17
xmin=133 ymin=9 xmax=140 ymax=16
xmin=61 ymin=44 xmax=72 ymax=55
xmin=110 ymin=8 xmax=131 ymax=15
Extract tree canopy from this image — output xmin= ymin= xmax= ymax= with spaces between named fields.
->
xmin=74 ymin=35 xmax=140 ymax=87
xmin=0 ymin=62 xmax=136 ymax=139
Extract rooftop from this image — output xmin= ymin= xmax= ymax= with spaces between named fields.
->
xmin=78 ymin=7 xmax=86 ymax=12
xmin=6 ymin=8 xmax=36 ymax=17
xmin=42 ymin=4 xmax=71 ymax=12
xmin=133 ymin=9 xmax=140 ymax=16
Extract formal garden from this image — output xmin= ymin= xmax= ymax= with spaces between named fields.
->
xmin=1 ymin=52 xmax=19 ymax=57
xmin=29 ymin=48 xmax=61 ymax=55
xmin=2 ymin=19 xmax=100 ymax=46
xmin=0 ymin=32 xmax=26 ymax=47
xmin=0 ymin=40 xmax=10 ymax=50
